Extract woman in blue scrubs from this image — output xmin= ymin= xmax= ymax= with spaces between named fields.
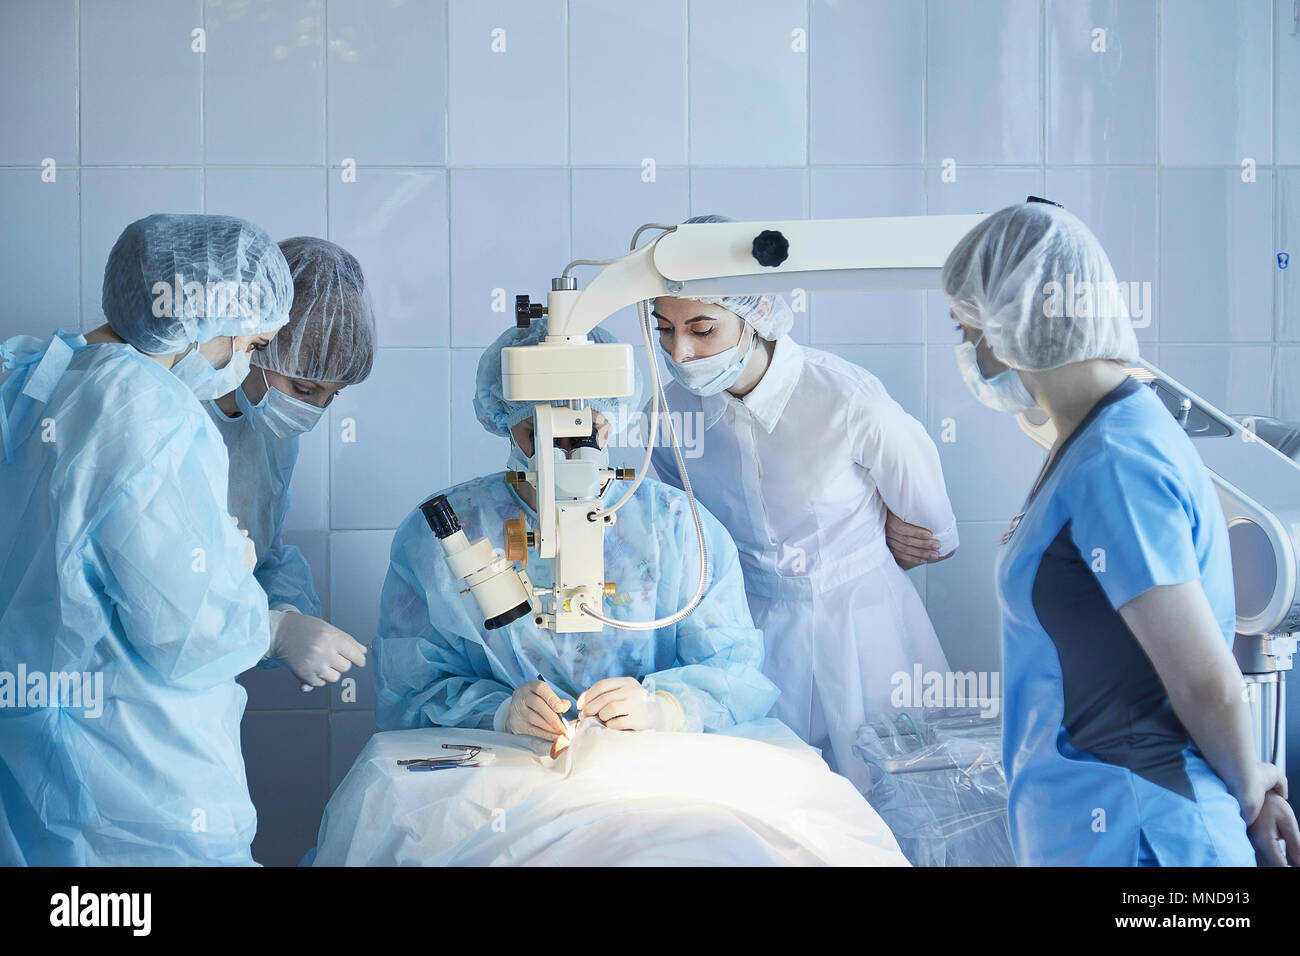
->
xmin=942 ymin=201 xmax=1299 ymax=866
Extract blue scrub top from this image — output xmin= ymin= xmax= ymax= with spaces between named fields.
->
xmin=995 ymin=376 xmax=1254 ymax=866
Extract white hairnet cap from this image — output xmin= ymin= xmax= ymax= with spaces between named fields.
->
xmin=102 ymin=213 xmax=291 ymax=355
xmin=679 ymin=214 xmax=795 ymax=341
xmin=474 ymin=318 xmax=644 ymax=439
xmin=253 ymin=237 xmax=376 ymax=385
xmin=940 ymin=202 xmax=1140 ymax=371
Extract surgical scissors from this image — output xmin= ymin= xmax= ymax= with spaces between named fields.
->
xmin=397 ymin=743 xmax=491 ymax=769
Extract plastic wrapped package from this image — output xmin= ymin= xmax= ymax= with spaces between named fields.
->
xmin=851 ymin=708 xmax=1015 ymax=866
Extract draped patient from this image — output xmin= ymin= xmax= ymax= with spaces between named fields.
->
xmin=373 ymin=320 xmax=779 ymax=744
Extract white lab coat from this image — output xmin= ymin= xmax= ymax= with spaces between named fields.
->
xmin=650 ymin=336 xmax=958 ymax=791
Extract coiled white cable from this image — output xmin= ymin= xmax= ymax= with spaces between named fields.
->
xmin=577 ymin=223 xmax=711 ymax=631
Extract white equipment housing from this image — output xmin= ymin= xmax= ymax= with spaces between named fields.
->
xmin=494 ymin=214 xmax=986 ymax=632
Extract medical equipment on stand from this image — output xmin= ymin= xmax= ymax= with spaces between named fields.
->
xmin=1016 ymin=366 xmax=1300 ymax=776
xmin=436 ymin=213 xmax=986 ymax=635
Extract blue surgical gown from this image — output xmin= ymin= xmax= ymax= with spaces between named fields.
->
xmin=374 ymin=473 xmax=779 ymax=733
xmin=996 ymin=376 xmax=1254 ymax=866
xmin=206 ymin=396 xmax=322 ymax=617
xmin=0 ymin=332 xmax=269 ymax=866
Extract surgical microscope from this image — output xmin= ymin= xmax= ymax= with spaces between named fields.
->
xmin=426 ymin=212 xmax=1298 ymax=785
xmin=424 ymin=212 xmax=984 ymax=637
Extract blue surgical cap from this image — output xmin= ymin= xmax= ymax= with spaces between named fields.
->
xmin=102 ymin=213 xmax=292 ymax=356
xmin=474 ymin=318 xmax=644 ymax=439
xmin=679 ymin=214 xmax=795 ymax=341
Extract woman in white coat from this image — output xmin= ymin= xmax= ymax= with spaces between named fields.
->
xmin=648 ymin=215 xmax=959 ymax=789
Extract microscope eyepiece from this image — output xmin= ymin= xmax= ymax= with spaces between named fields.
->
xmin=571 ymin=420 xmax=602 ymax=452
xmin=420 ymin=495 xmax=461 ymax=539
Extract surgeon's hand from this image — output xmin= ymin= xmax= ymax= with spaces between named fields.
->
xmin=270 ymin=611 xmax=367 ymax=692
xmin=507 ymin=680 xmax=570 ymax=739
xmin=591 ymin=410 xmax=611 ymax=449
xmin=885 ymin=510 xmax=945 ymax=570
xmin=232 ymin=517 xmax=257 ymax=569
xmin=1248 ymin=792 xmax=1300 ymax=866
xmin=577 ymin=677 xmax=684 ymax=732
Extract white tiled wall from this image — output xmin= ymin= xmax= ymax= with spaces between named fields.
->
xmin=2 ymin=0 xmax=1297 ymax=863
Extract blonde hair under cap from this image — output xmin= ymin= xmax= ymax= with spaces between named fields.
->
xmin=940 ymin=203 xmax=1140 ymax=371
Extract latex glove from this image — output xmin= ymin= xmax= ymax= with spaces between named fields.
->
xmin=1248 ymin=791 xmax=1300 ymax=866
xmin=269 ymin=611 xmax=367 ymax=692
xmin=577 ymin=677 xmax=684 ymax=731
xmin=232 ymin=516 xmax=256 ymax=569
xmin=507 ymin=680 xmax=571 ymax=740
xmin=884 ymin=509 xmax=942 ymax=570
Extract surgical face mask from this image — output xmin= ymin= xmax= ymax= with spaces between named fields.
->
xmin=954 ymin=337 xmax=1038 ymax=414
xmin=506 ymin=439 xmax=532 ymax=475
xmin=237 ymin=367 xmax=328 ymax=439
xmin=666 ymin=326 xmax=757 ymax=397
xmin=171 ymin=339 xmax=251 ymax=400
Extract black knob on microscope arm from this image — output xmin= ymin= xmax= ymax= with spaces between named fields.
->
xmin=751 ymin=229 xmax=790 ymax=268
xmin=515 ymin=294 xmax=546 ymax=328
